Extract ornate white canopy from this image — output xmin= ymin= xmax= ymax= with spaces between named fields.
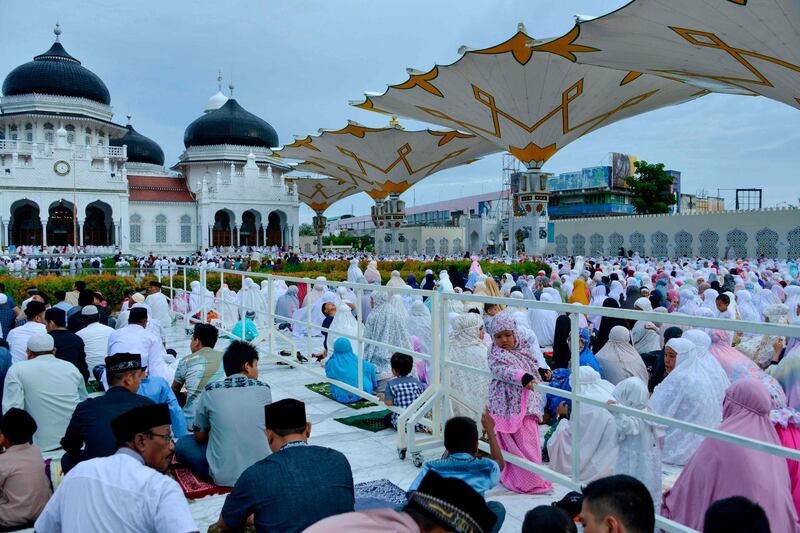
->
xmin=537 ymin=0 xmax=800 ymax=110
xmin=352 ymin=28 xmax=706 ymax=168
xmin=273 ymin=121 xmax=497 ymax=199
xmin=291 ymin=175 xmax=360 ymax=212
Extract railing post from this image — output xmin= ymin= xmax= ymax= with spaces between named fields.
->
xmin=200 ymin=265 xmax=207 ymax=324
xmin=182 ymin=266 xmax=188 ymax=331
xmin=432 ymin=291 xmax=444 ymax=438
xmin=356 ymin=284 xmax=364 ymax=391
xmin=267 ymin=274 xmax=275 ymax=357
xmin=569 ymin=312 xmax=581 ymax=485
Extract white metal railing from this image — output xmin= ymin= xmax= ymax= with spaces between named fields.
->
xmin=159 ymin=266 xmax=800 ymax=533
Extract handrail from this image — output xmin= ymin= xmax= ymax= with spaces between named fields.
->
xmin=163 ymin=265 xmax=800 ymax=533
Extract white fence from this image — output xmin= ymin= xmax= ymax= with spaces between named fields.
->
xmin=162 ymin=266 xmax=800 ymax=533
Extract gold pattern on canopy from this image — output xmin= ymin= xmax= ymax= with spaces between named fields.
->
xmin=352 ymin=27 xmax=706 ymax=168
xmin=533 ymin=0 xmax=800 ymax=110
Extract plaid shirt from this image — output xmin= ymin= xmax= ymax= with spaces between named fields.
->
xmin=385 ymin=375 xmax=423 ymax=428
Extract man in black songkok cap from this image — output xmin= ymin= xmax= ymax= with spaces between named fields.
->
xmin=36 ymin=403 xmax=198 ymax=532
xmin=212 ymin=398 xmax=355 ymax=533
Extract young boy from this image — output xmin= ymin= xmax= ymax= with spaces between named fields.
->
xmin=0 ymin=408 xmax=52 ymax=529
xmin=382 ymin=353 xmax=424 ymax=429
xmin=408 ymin=415 xmax=506 ymax=532
xmin=715 ymin=293 xmax=733 ymax=320
xmin=483 ymin=303 xmax=500 ymax=333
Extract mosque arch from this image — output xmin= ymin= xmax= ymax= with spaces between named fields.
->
xmin=266 ymin=210 xmax=286 ymax=247
xmin=726 ymin=229 xmax=748 ymax=259
xmin=439 ymin=238 xmax=449 ymax=255
xmin=240 ymin=210 xmax=261 ymax=247
xmin=651 ymin=231 xmax=668 ymax=257
xmin=630 ymin=232 xmax=645 ymax=256
xmin=213 ymin=209 xmax=235 ymax=247
xmin=555 ymin=234 xmax=568 ymax=256
xmin=572 ymin=234 xmax=586 ymax=256
xmin=674 ymin=230 xmax=693 ymax=257
xmin=608 ymin=232 xmax=624 ymax=255
xmin=46 ymin=199 xmax=76 ymax=246
xmin=589 ymin=233 xmax=604 ymax=255
xmin=84 ymin=200 xmax=114 ymax=246
xmin=755 ymin=227 xmax=779 ymax=258
xmin=10 ymin=199 xmax=42 ymax=246
xmin=470 ymin=231 xmax=479 ymax=252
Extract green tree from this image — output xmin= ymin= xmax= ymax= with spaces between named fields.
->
xmin=299 ymin=223 xmax=316 ymax=236
xmin=625 ymin=160 xmax=677 ymax=214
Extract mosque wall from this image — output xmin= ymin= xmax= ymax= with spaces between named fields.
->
xmin=548 ymin=208 xmax=800 ymax=259
xmin=375 ymin=226 xmax=466 ymax=256
xmin=128 ymin=201 xmax=198 ymax=255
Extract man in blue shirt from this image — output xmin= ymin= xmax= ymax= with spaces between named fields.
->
xmin=213 ymin=399 xmax=354 ymax=533
xmin=408 ymin=414 xmax=506 ymax=532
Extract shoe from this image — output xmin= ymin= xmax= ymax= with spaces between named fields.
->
xmin=296 ymin=353 xmax=309 ymax=363
xmin=279 ymin=350 xmax=291 ymax=356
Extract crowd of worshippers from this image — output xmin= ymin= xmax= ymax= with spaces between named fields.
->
xmin=252 ymin=255 xmax=799 ymax=531
xmin=0 ymin=253 xmax=799 ymax=532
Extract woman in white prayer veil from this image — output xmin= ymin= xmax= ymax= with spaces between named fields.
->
xmin=682 ymin=329 xmax=731 ymax=407
xmin=347 ymin=258 xmax=362 ymax=283
xmin=408 ymin=300 xmax=433 ymax=356
xmin=589 ymin=285 xmax=608 ymax=331
xmin=651 ymin=337 xmax=723 ymax=466
xmin=364 ymin=292 xmax=412 ymax=381
xmin=274 ymin=285 xmax=299 ymax=326
xmin=217 ymin=286 xmax=240 ymax=330
xmin=701 ymin=288 xmax=719 ymax=315
xmin=546 ymin=366 xmax=619 ymax=483
xmin=630 ymin=298 xmax=662 ymax=355
xmin=542 ymin=287 xmax=563 ymax=303
xmin=500 ymin=273 xmax=515 ymax=296
xmin=608 ymin=280 xmax=624 ymax=304
xmin=238 ymin=278 xmax=268 ymax=322
xmin=676 ymin=288 xmax=699 ymax=316
xmin=736 ymin=289 xmax=761 ymax=323
xmin=529 ymin=292 xmax=558 ymax=348
xmin=303 ymin=276 xmax=328 ymax=309
xmin=448 ymin=313 xmax=490 ymax=423
xmin=189 ymin=280 xmax=213 ymax=317
xmin=309 ymin=292 xmax=339 ymax=337
xmin=326 ymin=300 xmax=359 ymax=353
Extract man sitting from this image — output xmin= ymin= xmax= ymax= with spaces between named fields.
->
xmin=305 ymin=471 xmax=496 ymax=533
xmin=145 ymin=280 xmax=172 ymax=333
xmin=579 ymin=474 xmax=655 ymax=533
xmin=382 ymin=353 xmax=424 ymax=429
xmin=46 ymin=307 xmax=89 ymax=382
xmin=35 ymin=404 xmax=199 ymax=533
xmin=76 ymin=305 xmax=114 ymax=380
xmin=52 ymin=290 xmax=73 ymax=314
xmin=2 ymin=334 xmax=86 ymax=451
xmin=0 ymin=408 xmax=52 ymax=529
xmin=60 ymin=353 xmax=154 ymax=473
xmin=408 ymin=415 xmax=506 ymax=531
xmin=6 ymin=300 xmax=46 ymax=364
xmin=171 ymin=323 xmax=224 ymax=427
xmin=175 ymin=340 xmax=271 ymax=486
xmin=108 ymin=307 xmax=171 ymax=383
xmin=213 ymin=399 xmax=354 ymax=533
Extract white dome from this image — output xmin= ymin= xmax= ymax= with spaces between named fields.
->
xmin=204 ymin=90 xmax=228 ymax=113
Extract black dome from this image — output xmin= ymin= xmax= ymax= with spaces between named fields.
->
xmin=111 ymin=124 xmax=165 ymax=166
xmin=183 ymin=99 xmax=278 ymax=149
xmin=2 ymin=41 xmax=111 ymax=105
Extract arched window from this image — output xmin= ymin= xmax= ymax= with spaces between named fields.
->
xmin=155 ymin=215 xmax=167 ymax=243
xmin=8 ymin=125 xmax=18 ymax=141
xmin=84 ymin=127 xmax=92 ymax=146
xmin=439 ymin=238 xmax=449 ymax=255
xmin=129 ymin=214 xmax=142 ymax=243
xmin=180 ymin=215 xmax=192 ymax=243
xmin=452 ymin=238 xmax=462 ymax=254
xmin=43 ymin=123 xmax=54 ymax=143
xmin=425 ymin=238 xmax=435 ymax=255
xmin=97 ymin=130 xmax=105 ymax=146
xmin=24 ymin=123 xmax=33 ymax=142
xmin=65 ymin=125 xmax=75 ymax=144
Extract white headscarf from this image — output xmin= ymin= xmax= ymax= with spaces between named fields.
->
xmin=448 ymin=313 xmax=489 ymax=423
xmin=327 ymin=300 xmax=359 ymax=350
xmin=735 ymin=289 xmax=761 ymax=322
xmin=529 ymin=293 xmax=558 ymax=347
xmin=363 ymin=292 xmax=412 ymax=376
xmin=785 ymin=285 xmax=800 ymax=321
xmin=310 ymin=292 xmax=339 ymax=333
xmin=701 ymin=288 xmax=719 ymax=315
xmin=682 ymin=329 xmax=730 ymax=407
xmin=547 ymin=366 xmax=618 ymax=482
xmin=608 ymin=280 xmax=624 ymax=302
xmin=386 ymin=270 xmax=406 ymax=288
xmin=238 ymin=278 xmax=268 ymax=320
xmin=217 ymin=286 xmax=240 ymax=329
xmin=408 ymin=300 xmax=433 ymax=355
xmin=650 ymin=337 xmax=723 ymax=465
xmin=347 ymin=259 xmax=363 ymax=284
xmin=595 ymin=326 xmax=650 ymax=385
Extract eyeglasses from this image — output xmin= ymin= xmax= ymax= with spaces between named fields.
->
xmin=146 ymin=431 xmax=174 ymax=443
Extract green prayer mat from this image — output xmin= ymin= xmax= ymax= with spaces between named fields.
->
xmin=86 ymin=381 xmax=104 ymax=394
xmin=335 ymin=409 xmax=392 ymax=432
xmin=304 ymin=382 xmax=377 ymax=409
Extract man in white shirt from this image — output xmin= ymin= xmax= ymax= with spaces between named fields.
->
xmin=2 ymin=333 xmax=87 ymax=451
xmin=108 ymin=307 xmax=172 ymax=383
xmin=35 ymin=403 xmax=199 ymax=533
xmin=76 ymin=306 xmax=114 ymax=379
xmin=145 ymin=281 xmax=172 ymax=331
xmin=6 ymin=300 xmax=47 ymax=364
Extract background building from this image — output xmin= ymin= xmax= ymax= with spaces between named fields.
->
xmin=0 ymin=28 xmax=299 ymax=255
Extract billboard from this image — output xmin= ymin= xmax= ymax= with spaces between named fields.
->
xmin=612 ymin=152 xmax=638 ymax=188
xmin=549 ymin=166 xmax=610 ymax=192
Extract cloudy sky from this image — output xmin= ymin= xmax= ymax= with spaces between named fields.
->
xmin=3 ymin=0 xmax=797 ymax=223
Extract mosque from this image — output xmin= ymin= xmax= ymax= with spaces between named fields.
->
xmin=0 ymin=26 xmax=300 ymax=255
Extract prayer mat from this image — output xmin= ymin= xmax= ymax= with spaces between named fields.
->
xmin=85 ymin=380 xmax=104 ymax=394
xmin=304 ymin=382 xmax=377 ymax=409
xmin=171 ymin=465 xmax=231 ymax=499
xmin=334 ymin=409 xmax=393 ymax=432
xmin=355 ymin=478 xmax=408 ymax=507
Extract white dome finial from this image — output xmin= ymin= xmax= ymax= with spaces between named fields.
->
xmin=126 ymin=114 xmax=132 ymax=125
xmin=228 ymin=82 xmax=235 ymax=97
xmin=217 ymin=70 xmax=223 ymax=92
xmin=54 ymin=22 xmax=62 ymax=42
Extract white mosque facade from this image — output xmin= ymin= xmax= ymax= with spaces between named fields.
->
xmin=0 ymin=28 xmax=300 ymax=256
